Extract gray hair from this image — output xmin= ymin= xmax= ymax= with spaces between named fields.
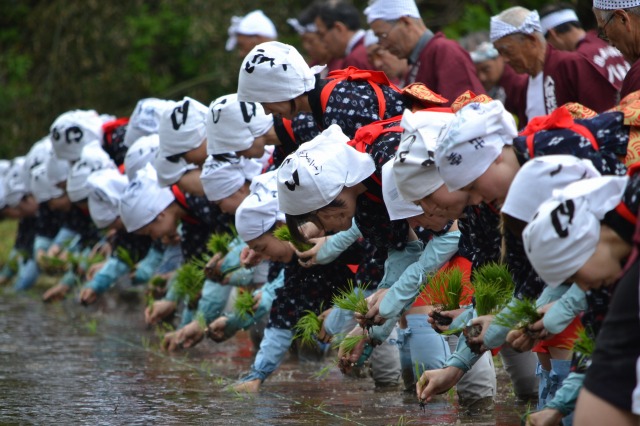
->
xmin=495 ymin=6 xmax=546 ymax=42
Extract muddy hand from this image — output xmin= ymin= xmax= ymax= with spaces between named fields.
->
xmin=161 ymin=331 xmax=182 ymax=352
xmin=428 ymin=308 xmax=463 ymax=333
xmin=294 ymin=237 xmax=325 ymax=268
xmin=79 ymin=288 xmax=98 ymax=306
xmin=416 ymin=366 xmax=464 ymax=403
xmin=357 ymin=288 xmax=388 ymax=327
xmin=206 ymin=316 xmax=229 ymax=342
xmin=42 ymin=284 xmax=70 ymax=303
xmin=525 ymin=408 xmax=563 ymax=426
xmin=145 ymin=300 xmax=176 ymax=325
xmin=316 ymin=308 xmax=333 ymax=343
xmin=466 ymin=314 xmax=494 ymax=346
xmin=204 ymin=253 xmax=223 ymax=281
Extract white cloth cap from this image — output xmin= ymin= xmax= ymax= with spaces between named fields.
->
xmin=381 ymin=161 xmax=423 ymax=220
xmin=490 ymin=9 xmax=542 ymax=42
xmin=540 ymin=9 xmax=580 ymax=34
xmin=0 ymin=159 xmax=11 ymax=177
xmin=523 ymin=176 xmax=629 ymax=287
xmin=123 ymin=98 xmax=175 ymax=148
xmin=364 ymin=29 xmax=379 ymax=48
xmin=200 ymin=154 xmax=263 ymax=202
xmin=66 ymin=141 xmax=116 ymax=202
xmin=0 ymin=175 xmax=6 ymax=210
xmin=119 ymin=163 xmax=175 ymax=233
xmin=435 ymin=100 xmax=518 ymax=191
xmin=364 ymin=0 xmax=421 ymax=24
xmin=236 ymin=171 xmax=285 ymax=242
xmin=31 ymin=163 xmax=64 ymax=203
xmin=124 ymin=134 xmax=160 ymax=180
xmin=238 ymin=41 xmax=326 ymax=103
xmin=470 ymin=41 xmax=499 ymax=63
xmin=45 ymin=153 xmax=71 ymax=185
xmin=158 ymin=97 xmax=208 ymax=158
xmin=226 ymin=10 xmax=277 ymax=51
xmin=5 ymin=157 xmax=27 ymax=207
xmin=593 ymin=0 xmax=640 ymax=10
xmin=25 ymin=137 xmax=53 ymax=173
xmin=152 ymin=153 xmax=198 ymax=187
xmin=286 ymin=18 xmax=316 ymax=35
xmin=502 ymin=155 xmax=601 ymax=223
xmin=277 ymin=124 xmax=376 ymax=215
xmin=86 ymin=168 xmax=129 ymax=228
xmin=49 ymin=109 xmax=104 ymax=161
xmin=393 ymin=109 xmax=454 ymax=201
xmin=206 ymin=94 xmax=274 ymax=155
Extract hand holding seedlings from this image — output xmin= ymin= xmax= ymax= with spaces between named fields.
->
xmin=316 ymin=308 xmax=332 ymax=343
xmin=162 ymin=321 xmax=204 ymax=351
xmin=416 ymin=366 xmax=464 ymax=405
xmin=355 ymin=288 xmax=387 ymax=327
xmin=42 ymin=283 xmax=71 ymax=303
xmin=525 ymin=407 xmax=564 ymax=426
xmin=427 ymin=307 xmax=465 ymax=333
xmin=79 ymin=288 xmax=98 ymax=306
xmin=336 ymin=325 xmax=369 ymax=374
xmin=204 ymin=252 xmax=223 ymax=281
xmin=463 ymin=314 xmax=494 ymax=351
xmin=239 ymin=246 xmax=263 ymax=268
xmin=293 ymin=237 xmax=327 ymax=268
xmin=206 ymin=316 xmax=229 ymax=342
xmin=145 ymin=300 xmax=177 ymax=325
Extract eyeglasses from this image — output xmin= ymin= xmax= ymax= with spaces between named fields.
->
xmin=376 ymin=20 xmax=399 ymax=40
xmin=597 ymin=13 xmax=616 ymax=42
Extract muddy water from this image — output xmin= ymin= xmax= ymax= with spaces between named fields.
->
xmin=0 ymin=291 xmax=528 ymax=425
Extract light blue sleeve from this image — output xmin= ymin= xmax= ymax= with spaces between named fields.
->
xmin=378 ymin=231 xmax=461 ymax=318
xmin=444 ymin=332 xmax=483 ymax=373
xmin=219 ymin=237 xmax=245 ymax=273
xmin=33 ymin=236 xmax=53 ymax=254
xmin=132 ymin=247 xmax=164 ymax=285
xmin=542 ymin=284 xmax=587 ymax=335
xmin=483 ymin=298 xmax=520 ymax=349
xmin=85 ymin=257 xmax=131 ymax=294
xmin=315 ymin=219 xmax=363 ymax=265
xmin=545 ymin=372 xmax=584 ymax=415
xmin=195 ymin=279 xmax=233 ymax=324
xmin=226 ymin=269 xmax=285 ymax=332
xmin=163 ymin=274 xmax=180 ymax=302
xmin=377 ymin=239 xmax=424 ymax=289
xmin=52 ymin=227 xmax=80 ymax=248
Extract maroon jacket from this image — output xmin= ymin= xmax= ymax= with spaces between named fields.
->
xmin=402 ymin=32 xmax=485 ymax=105
xmin=577 ymin=31 xmax=629 ymax=91
xmin=341 ymin=33 xmax=372 ymax=70
xmin=495 ymin=63 xmax=528 ymax=129
xmin=515 ymin=45 xmax=619 ymax=125
xmin=621 ymin=59 xmax=640 ymax=100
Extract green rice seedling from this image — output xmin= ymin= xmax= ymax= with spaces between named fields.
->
xmin=273 ymin=224 xmax=313 ymax=252
xmin=115 ymin=247 xmax=137 ymax=270
xmin=39 ymin=255 xmax=68 ymax=275
xmin=493 ymin=297 xmax=542 ymax=330
xmin=472 ymin=263 xmax=514 ymax=317
xmin=149 ymin=275 xmax=167 ymax=288
xmin=313 ymin=361 xmax=338 ymax=380
xmin=233 ymin=288 xmax=255 ymax=320
xmin=332 ymin=280 xmax=369 ymax=316
xmin=195 ymin=311 xmax=208 ymax=330
xmin=293 ymin=309 xmax=322 ymax=347
xmin=85 ymin=252 xmax=105 ymax=269
xmin=85 ymin=318 xmax=98 ymax=334
xmin=173 ymin=262 xmax=206 ymax=306
xmin=572 ymin=326 xmax=595 ymax=371
xmin=420 ymin=266 xmax=467 ymax=326
xmin=332 ymin=333 xmax=367 ymax=355
xmin=207 ymin=231 xmax=234 ymax=257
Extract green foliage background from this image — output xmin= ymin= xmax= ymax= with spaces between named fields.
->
xmin=0 ymin=0 xmax=590 ymax=158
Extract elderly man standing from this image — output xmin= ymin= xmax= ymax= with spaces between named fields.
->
xmin=592 ymin=0 xmax=640 ymax=98
xmin=491 ymin=6 xmax=619 ymax=125
xmin=540 ymin=3 xmax=629 ymax=91
xmin=365 ymin=0 xmax=485 ymax=103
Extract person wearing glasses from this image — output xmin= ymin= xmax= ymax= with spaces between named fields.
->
xmin=365 ymin=0 xmax=484 ymax=105
xmin=592 ymin=0 xmax=640 ymax=99
xmin=490 ymin=6 xmax=619 ymax=127
xmin=540 ymin=3 xmax=629 ymax=92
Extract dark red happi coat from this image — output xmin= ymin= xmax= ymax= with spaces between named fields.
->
xmin=402 ymin=32 xmax=486 ymax=106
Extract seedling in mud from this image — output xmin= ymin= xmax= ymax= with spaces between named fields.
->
xmin=420 ymin=266 xmax=467 ymax=327
xmin=388 ymin=415 xmax=414 ymax=425
xmin=233 ymin=289 xmax=255 ymax=320
xmin=273 ymin=224 xmax=313 ymax=252
xmin=293 ymin=309 xmax=322 ymax=347
xmin=85 ymin=318 xmax=98 ymax=334
xmin=173 ymin=261 xmax=206 ymax=307
xmin=332 ymin=280 xmax=369 ymax=316
xmin=150 ymin=276 xmax=167 ymax=288
xmin=195 ymin=311 xmax=208 ymax=331
xmin=115 ymin=247 xmax=138 ymax=270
